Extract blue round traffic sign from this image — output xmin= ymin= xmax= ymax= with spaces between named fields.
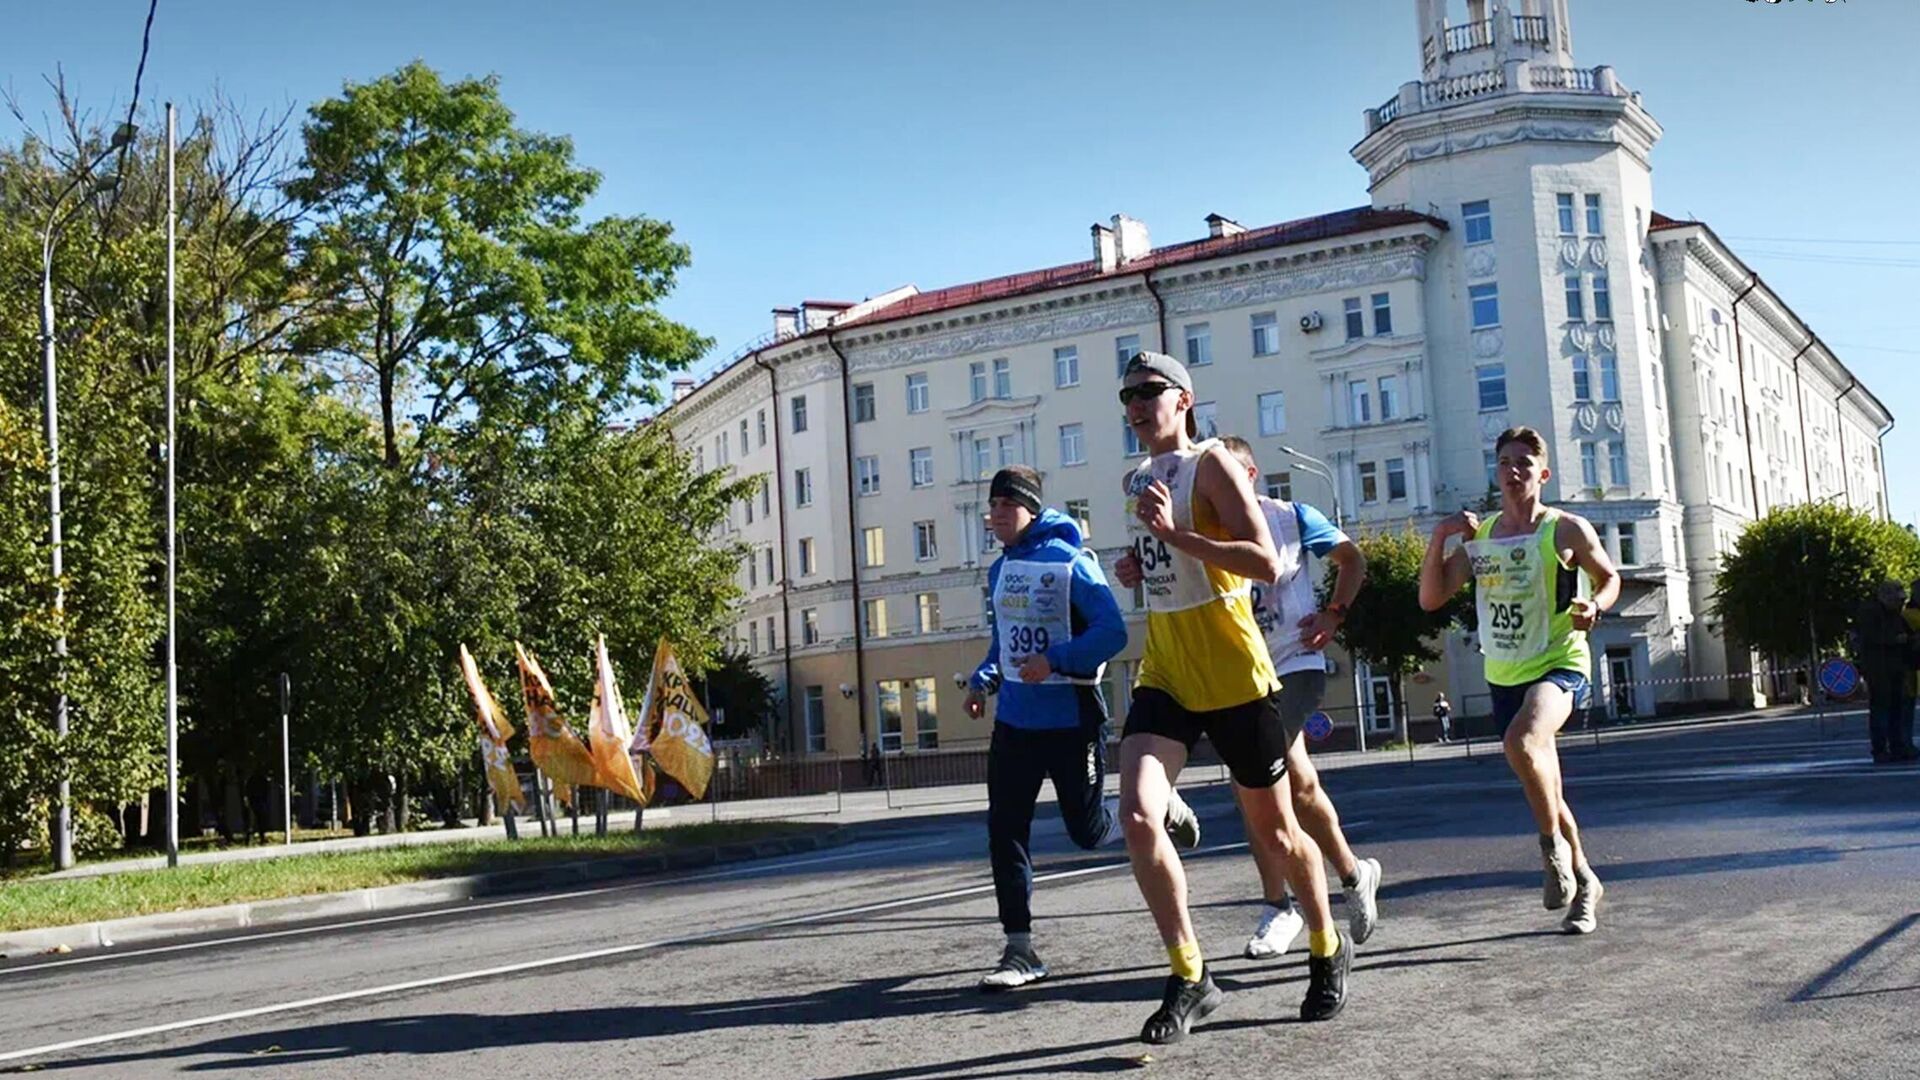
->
xmin=1818 ymin=658 xmax=1860 ymax=699
xmin=1304 ymin=711 xmax=1334 ymax=741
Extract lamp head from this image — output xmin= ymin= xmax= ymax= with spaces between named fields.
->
xmin=109 ymin=123 xmax=137 ymax=150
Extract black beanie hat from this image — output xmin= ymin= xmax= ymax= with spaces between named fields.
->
xmin=989 ymin=467 xmax=1043 ymax=516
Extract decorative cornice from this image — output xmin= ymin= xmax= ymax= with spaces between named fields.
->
xmin=1354 ymin=93 xmax=1662 ymax=190
xmin=1162 ymin=254 xmax=1426 ymax=318
xmin=1310 ymin=332 xmax=1429 ymax=364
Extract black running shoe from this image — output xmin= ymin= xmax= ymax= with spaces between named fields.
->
xmin=1140 ymin=967 xmax=1225 ymax=1045
xmin=1300 ymin=936 xmax=1351 ymax=1021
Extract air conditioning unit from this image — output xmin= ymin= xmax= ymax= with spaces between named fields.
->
xmin=1300 ymin=311 xmax=1324 ymax=333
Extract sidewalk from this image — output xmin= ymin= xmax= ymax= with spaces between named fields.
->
xmin=50 ymin=700 xmax=1857 ymax=882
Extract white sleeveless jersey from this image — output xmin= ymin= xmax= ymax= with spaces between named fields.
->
xmin=1250 ymin=497 xmax=1327 ymax=677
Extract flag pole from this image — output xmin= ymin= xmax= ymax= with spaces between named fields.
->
xmin=164 ymin=101 xmax=180 ymax=869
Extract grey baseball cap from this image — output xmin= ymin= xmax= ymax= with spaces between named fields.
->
xmin=1122 ymin=350 xmax=1192 ymax=393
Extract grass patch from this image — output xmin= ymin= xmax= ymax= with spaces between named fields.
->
xmin=0 ymin=820 xmax=822 ymax=933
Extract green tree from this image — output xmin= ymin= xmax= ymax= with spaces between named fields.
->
xmin=698 ymin=649 xmax=779 ymax=743
xmin=1324 ymin=529 xmax=1471 ymax=743
xmin=1713 ymin=502 xmax=1920 ymax=663
xmin=0 ymin=403 xmax=59 ymax=864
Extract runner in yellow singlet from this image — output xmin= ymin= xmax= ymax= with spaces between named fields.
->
xmin=1418 ymin=425 xmax=1621 ymax=934
xmin=1109 ymin=352 xmax=1351 ymax=1045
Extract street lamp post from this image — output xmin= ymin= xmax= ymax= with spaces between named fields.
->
xmin=37 ymin=124 xmax=134 ymax=870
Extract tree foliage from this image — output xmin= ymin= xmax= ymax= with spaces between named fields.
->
xmin=1324 ymin=529 xmax=1471 ymax=732
xmin=1713 ymin=502 xmax=1920 ymax=661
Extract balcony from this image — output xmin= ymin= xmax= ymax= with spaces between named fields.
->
xmin=1423 ymin=14 xmax=1553 ymax=65
xmin=1366 ymin=62 xmax=1630 ymax=136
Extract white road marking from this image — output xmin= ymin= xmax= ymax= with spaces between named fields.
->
xmin=0 ymin=840 xmax=1254 ymax=1065
xmin=0 ymin=838 xmax=955 ymax=978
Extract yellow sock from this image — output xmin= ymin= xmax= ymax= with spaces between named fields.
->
xmin=1167 ymin=939 xmax=1204 ymax=982
xmin=1309 ymin=927 xmax=1341 ymax=959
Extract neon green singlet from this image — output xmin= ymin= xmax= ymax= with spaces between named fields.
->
xmin=1465 ymin=510 xmax=1590 ymax=687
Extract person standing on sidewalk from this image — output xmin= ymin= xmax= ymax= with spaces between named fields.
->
xmin=1850 ymin=580 xmax=1916 ymax=764
xmin=966 ymin=465 xmax=1196 ymax=991
xmin=1434 ymin=693 xmax=1454 ymax=743
xmin=1419 ymin=426 xmax=1620 ymax=935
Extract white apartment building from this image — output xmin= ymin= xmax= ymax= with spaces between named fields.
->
xmin=663 ymin=0 xmax=1894 ymax=757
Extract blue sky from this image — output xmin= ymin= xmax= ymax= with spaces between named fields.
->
xmin=5 ymin=0 xmax=1914 ymax=525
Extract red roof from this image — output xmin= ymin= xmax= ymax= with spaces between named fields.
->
xmin=1648 ymin=211 xmax=1701 ymax=232
xmin=833 ymin=206 xmax=1445 ymax=330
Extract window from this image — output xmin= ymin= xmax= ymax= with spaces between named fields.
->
xmin=1592 ymin=274 xmax=1612 ymax=321
xmin=1600 ymin=354 xmax=1620 ymax=402
xmin=1054 ymin=346 xmax=1080 ymax=388
xmin=744 ymin=496 xmax=754 ymax=525
xmin=798 ymin=537 xmax=816 ymax=576
xmin=791 ymin=394 xmax=808 ymax=433
xmin=1123 ymin=419 xmax=1143 ymax=456
xmin=1573 ymin=355 xmax=1592 ymax=401
xmin=1581 ymin=443 xmax=1600 ymax=488
xmin=763 ymin=548 xmax=775 ymax=585
xmin=757 ymin=409 xmax=767 ymax=448
xmin=969 ymin=361 xmax=987 ymax=403
xmin=1348 ymin=379 xmax=1372 ymax=425
xmin=747 ymin=552 xmax=757 ymax=589
xmin=1484 ymin=449 xmax=1499 ymax=492
xmin=1251 ymin=312 xmax=1280 ymax=357
xmin=1059 ymin=423 xmax=1086 ymax=466
xmin=1192 ymin=401 xmax=1218 ymax=439
xmin=696 ymin=446 xmax=704 ymax=473
xmin=1608 ymin=440 xmax=1629 ymax=487
xmin=802 ymin=608 xmax=819 ymax=645
xmin=914 ymin=520 xmax=938 ymax=562
xmin=1618 ymin=522 xmax=1637 ymax=566
xmin=765 ymin=615 xmax=775 ymax=651
xmin=1372 ymin=292 xmax=1393 ymax=336
xmin=760 ymin=485 xmax=770 ymax=517
xmin=992 ymin=357 xmax=1011 ymax=399
xmin=863 ymin=526 xmax=885 ymax=568
xmin=1651 ymin=361 xmax=1665 ymax=409
xmin=1184 ymin=323 xmax=1212 ymax=367
xmin=749 ymin=621 xmax=760 ymax=654
xmin=996 ymin=433 xmax=1020 ymax=467
xmin=972 ymin=437 xmax=992 ymax=479
xmin=1378 ymin=375 xmax=1400 ymax=421
xmin=1470 ymin=283 xmax=1500 ymax=328
xmin=1115 ymin=334 xmax=1142 ymax=377
xmin=740 ymin=419 xmax=750 ymax=452
xmin=1463 ymin=199 xmax=1493 ymax=244
xmin=1344 ymin=298 xmax=1365 ymax=340
xmin=1265 ymin=472 xmax=1292 ymax=501
xmin=1557 ymin=193 xmax=1576 ymax=235
xmin=875 ymin=681 xmax=903 ymax=752
xmin=1258 ymin=391 xmax=1287 ymax=436
xmin=918 ymin=592 xmax=941 ymax=633
xmin=794 ymin=467 xmax=813 ymax=507
xmin=1358 ymin=461 xmax=1380 ymax=505
xmin=804 ymin=686 xmax=826 ymax=752
xmin=1476 ymin=363 xmax=1508 ymax=410
xmin=1386 ymin=457 xmax=1408 ymax=501
xmin=910 ymin=447 xmax=933 ymax=487
xmin=857 ymin=455 xmax=880 ymax=496
xmin=717 ymin=432 xmax=728 ymax=466
xmin=1565 ymin=275 xmax=1584 ymax=321
xmin=1584 ymin=193 xmax=1603 ymax=236
xmin=906 ymin=372 xmax=929 ymax=414
xmin=864 ymin=598 xmax=888 ymax=638
xmin=912 ymin=678 xmax=938 ymax=749
xmin=1065 ymin=498 xmax=1091 ymax=540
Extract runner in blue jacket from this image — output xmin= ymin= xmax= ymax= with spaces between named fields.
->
xmin=968 ymin=465 xmax=1199 ymax=990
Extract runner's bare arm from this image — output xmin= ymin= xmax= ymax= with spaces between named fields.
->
xmin=1559 ymin=513 xmax=1621 ymax=627
xmin=1419 ymin=511 xmax=1476 ymax=611
xmin=1150 ymin=445 xmax=1283 ymax=581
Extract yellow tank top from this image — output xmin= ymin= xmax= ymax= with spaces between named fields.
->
xmin=1126 ymin=440 xmax=1281 ymax=712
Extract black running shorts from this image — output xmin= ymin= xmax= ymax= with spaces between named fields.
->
xmin=1123 ymin=686 xmax=1296 ymax=789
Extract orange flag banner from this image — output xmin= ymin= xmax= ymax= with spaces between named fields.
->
xmin=459 ymin=644 xmax=525 ymax=814
xmin=587 ymin=636 xmax=651 ymax=805
xmin=639 ymin=640 xmax=715 ymax=799
xmin=515 ymin=643 xmax=599 ymax=809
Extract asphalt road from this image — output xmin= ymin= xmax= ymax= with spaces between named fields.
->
xmin=3 ymin=713 xmax=1916 ymax=1080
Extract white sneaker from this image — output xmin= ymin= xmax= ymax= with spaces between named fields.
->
xmin=1344 ymin=857 xmax=1382 ymax=945
xmin=1563 ymin=872 xmax=1603 ymax=935
xmin=1164 ymin=789 xmax=1201 ymax=850
xmin=1540 ymin=835 xmax=1575 ymax=911
xmin=979 ymin=943 xmax=1048 ymax=991
xmin=1244 ymin=902 xmax=1305 ymax=959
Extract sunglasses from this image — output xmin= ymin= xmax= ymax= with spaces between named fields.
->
xmin=1118 ymin=382 xmax=1179 ymax=406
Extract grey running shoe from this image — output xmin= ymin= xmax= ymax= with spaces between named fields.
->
xmin=1344 ymin=857 xmax=1383 ymax=945
xmin=1164 ymin=789 xmax=1201 ymax=850
xmin=1540 ymin=834 xmax=1575 ymax=911
xmin=1563 ymin=872 xmax=1603 ymax=935
xmin=1244 ymin=902 xmax=1305 ymax=959
xmin=1140 ymin=967 xmax=1225 ymax=1045
xmin=979 ymin=943 xmax=1048 ymax=991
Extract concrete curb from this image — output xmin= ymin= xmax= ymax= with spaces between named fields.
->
xmin=0 ymin=827 xmax=849 ymax=960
